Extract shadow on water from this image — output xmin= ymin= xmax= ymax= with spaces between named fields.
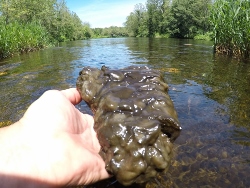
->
xmin=0 ymin=38 xmax=249 ymax=187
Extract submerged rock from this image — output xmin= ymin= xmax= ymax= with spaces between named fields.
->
xmin=76 ymin=66 xmax=181 ymax=186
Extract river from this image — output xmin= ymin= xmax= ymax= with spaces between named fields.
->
xmin=0 ymin=38 xmax=249 ymax=187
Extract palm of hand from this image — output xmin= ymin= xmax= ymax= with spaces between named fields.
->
xmin=18 ymin=89 xmax=109 ymax=186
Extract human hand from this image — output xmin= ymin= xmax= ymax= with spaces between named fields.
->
xmin=0 ymin=88 xmax=110 ymax=187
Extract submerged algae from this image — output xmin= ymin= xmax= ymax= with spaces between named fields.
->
xmin=77 ymin=66 xmax=181 ymax=186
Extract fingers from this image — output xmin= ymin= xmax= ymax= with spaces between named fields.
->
xmin=61 ymin=88 xmax=82 ymax=105
xmin=90 ymin=158 xmax=111 ymax=184
xmin=81 ymin=152 xmax=111 ymax=185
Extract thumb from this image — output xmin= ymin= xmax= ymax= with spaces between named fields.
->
xmin=61 ymin=88 xmax=82 ymax=105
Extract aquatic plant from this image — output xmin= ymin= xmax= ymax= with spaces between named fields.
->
xmin=210 ymin=0 xmax=250 ymax=59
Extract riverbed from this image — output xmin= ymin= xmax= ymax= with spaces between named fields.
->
xmin=0 ymin=38 xmax=249 ymax=187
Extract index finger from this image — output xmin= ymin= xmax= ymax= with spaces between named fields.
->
xmin=61 ymin=88 xmax=82 ymax=105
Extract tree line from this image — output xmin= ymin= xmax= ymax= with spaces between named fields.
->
xmin=0 ymin=0 xmax=128 ymax=59
xmin=125 ymin=0 xmax=250 ymax=59
xmin=0 ymin=0 xmax=89 ymax=59
xmin=125 ymin=0 xmax=212 ymax=38
xmin=1 ymin=0 xmax=249 ymax=60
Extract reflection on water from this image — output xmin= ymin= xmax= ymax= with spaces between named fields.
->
xmin=0 ymin=38 xmax=249 ymax=187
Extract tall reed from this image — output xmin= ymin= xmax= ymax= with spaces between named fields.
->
xmin=210 ymin=0 xmax=250 ymax=59
xmin=0 ymin=22 xmax=50 ymax=59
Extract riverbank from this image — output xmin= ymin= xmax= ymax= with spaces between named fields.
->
xmin=0 ymin=23 xmax=130 ymax=60
xmin=210 ymin=0 xmax=250 ymax=59
xmin=0 ymin=22 xmax=50 ymax=60
xmin=0 ymin=29 xmax=211 ymax=61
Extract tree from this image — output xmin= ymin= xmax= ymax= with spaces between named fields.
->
xmin=167 ymin=0 xmax=212 ymax=38
xmin=192 ymin=0 xmax=212 ymax=33
xmin=82 ymin=22 xmax=93 ymax=39
xmin=124 ymin=0 xmax=212 ymax=38
xmin=146 ymin=0 xmax=164 ymax=37
xmin=0 ymin=0 xmax=11 ymax=24
xmin=167 ymin=0 xmax=195 ymax=38
xmin=0 ymin=0 xmax=96 ymax=59
xmin=0 ymin=0 xmax=56 ymax=24
xmin=125 ymin=3 xmax=148 ymax=37
xmin=160 ymin=0 xmax=171 ymax=34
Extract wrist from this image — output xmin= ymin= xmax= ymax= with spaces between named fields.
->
xmin=0 ymin=122 xmax=54 ymax=187
xmin=0 ymin=122 xmax=22 ymax=171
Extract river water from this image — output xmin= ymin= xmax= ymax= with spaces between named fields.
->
xmin=0 ymin=38 xmax=249 ymax=187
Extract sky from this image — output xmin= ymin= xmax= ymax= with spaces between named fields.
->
xmin=66 ymin=0 xmax=147 ymax=28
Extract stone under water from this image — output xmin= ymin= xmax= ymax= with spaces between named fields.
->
xmin=76 ymin=66 xmax=181 ymax=186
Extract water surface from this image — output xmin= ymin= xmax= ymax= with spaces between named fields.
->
xmin=0 ymin=38 xmax=249 ymax=187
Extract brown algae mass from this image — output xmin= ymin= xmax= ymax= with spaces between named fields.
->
xmin=76 ymin=66 xmax=181 ymax=186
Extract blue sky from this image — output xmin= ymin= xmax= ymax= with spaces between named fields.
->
xmin=66 ymin=0 xmax=147 ymax=28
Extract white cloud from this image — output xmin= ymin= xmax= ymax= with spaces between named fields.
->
xmin=73 ymin=0 xmax=146 ymax=28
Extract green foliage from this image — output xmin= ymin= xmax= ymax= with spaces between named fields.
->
xmin=92 ymin=27 xmax=128 ymax=38
xmin=102 ymin=26 xmax=128 ymax=38
xmin=125 ymin=0 xmax=212 ymax=38
xmin=0 ymin=0 xmax=94 ymax=59
xmin=125 ymin=3 xmax=148 ymax=37
xmin=194 ymin=32 xmax=212 ymax=41
xmin=0 ymin=21 xmax=49 ymax=59
xmin=154 ymin=32 xmax=170 ymax=38
xmin=167 ymin=0 xmax=194 ymax=38
xmin=49 ymin=1 xmax=92 ymax=42
xmin=146 ymin=0 xmax=164 ymax=37
xmin=210 ymin=0 xmax=250 ymax=59
xmin=0 ymin=0 xmax=56 ymax=24
xmin=82 ymin=23 xmax=93 ymax=39
xmin=166 ymin=0 xmax=212 ymax=38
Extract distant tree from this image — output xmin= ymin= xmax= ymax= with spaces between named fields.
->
xmin=166 ymin=0 xmax=194 ymax=38
xmin=192 ymin=0 xmax=212 ymax=33
xmin=82 ymin=22 xmax=93 ymax=39
xmin=52 ymin=0 xmax=87 ymax=41
xmin=124 ymin=0 xmax=212 ymax=38
xmin=160 ymin=0 xmax=171 ymax=34
xmin=167 ymin=0 xmax=211 ymax=38
xmin=146 ymin=0 xmax=164 ymax=37
xmin=0 ymin=0 xmax=11 ymax=24
xmin=100 ymin=26 xmax=128 ymax=38
xmin=125 ymin=3 xmax=147 ymax=37
xmin=0 ymin=0 xmax=56 ymax=24
xmin=92 ymin=28 xmax=104 ymax=37
xmin=0 ymin=0 xmax=93 ymax=42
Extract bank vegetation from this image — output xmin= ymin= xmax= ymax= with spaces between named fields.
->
xmin=0 ymin=0 xmax=129 ymax=59
xmin=1 ymin=0 xmax=249 ymax=60
xmin=0 ymin=0 xmax=94 ymax=59
xmin=210 ymin=0 xmax=250 ymax=59
xmin=125 ymin=0 xmax=212 ymax=39
xmin=125 ymin=0 xmax=250 ymax=59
